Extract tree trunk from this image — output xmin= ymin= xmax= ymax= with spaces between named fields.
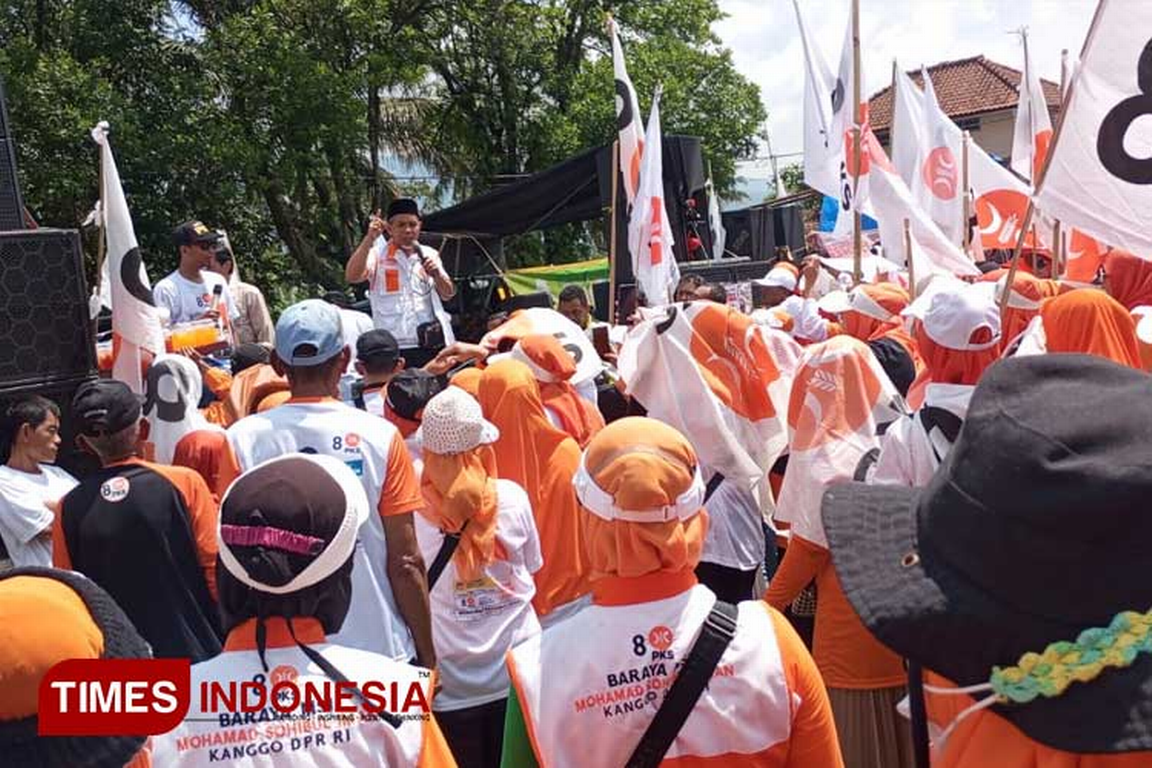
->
xmin=263 ymin=182 xmax=337 ymax=286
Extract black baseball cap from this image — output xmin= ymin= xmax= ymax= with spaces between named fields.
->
xmin=72 ymin=380 xmax=143 ymax=436
xmin=172 ymin=220 xmax=222 ymax=248
xmin=356 ymin=330 xmax=400 ymax=365
xmin=385 ymin=369 xmax=446 ymax=421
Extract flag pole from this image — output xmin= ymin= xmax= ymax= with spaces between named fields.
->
xmin=608 ymin=138 xmax=620 ymax=326
xmin=93 ymin=138 xmax=107 ymax=342
xmin=851 ymin=0 xmax=862 ymax=286
xmin=904 ymin=218 xmax=916 ymax=299
xmin=962 ymin=131 xmax=972 ymax=253
xmin=998 ymin=0 xmax=1103 ymax=320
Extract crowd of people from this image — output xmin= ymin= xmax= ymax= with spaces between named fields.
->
xmin=1 ymin=194 xmax=1151 ymax=768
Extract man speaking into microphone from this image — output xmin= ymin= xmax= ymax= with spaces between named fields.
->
xmin=345 ymin=198 xmax=456 ymax=369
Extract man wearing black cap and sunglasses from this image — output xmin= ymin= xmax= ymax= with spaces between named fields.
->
xmin=154 ymin=220 xmax=239 ymax=333
xmin=52 ymin=380 xmax=224 ymax=662
xmin=345 ymin=199 xmax=456 ymax=370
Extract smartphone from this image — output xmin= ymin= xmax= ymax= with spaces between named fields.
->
xmin=592 ymin=325 xmax=611 ymax=357
xmin=615 ymin=283 xmax=639 ymax=322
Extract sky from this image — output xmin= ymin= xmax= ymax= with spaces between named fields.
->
xmin=717 ymin=0 xmax=1098 ymax=183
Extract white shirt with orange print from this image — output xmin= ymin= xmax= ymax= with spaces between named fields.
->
xmin=151 ymin=618 xmax=454 ymax=768
xmin=153 ymin=270 xmax=238 ymax=326
xmin=505 ymin=574 xmax=800 ymax=767
xmin=227 ymin=398 xmax=422 ymax=661
xmin=416 ymin=479 xmax=542 ymax=712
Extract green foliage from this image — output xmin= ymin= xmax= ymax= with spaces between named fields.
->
xmin=0 ymin=0 xmax=765 ymax=294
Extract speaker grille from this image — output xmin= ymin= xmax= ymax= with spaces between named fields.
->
xmin=0 ymin=229 xmax=96 ymax=386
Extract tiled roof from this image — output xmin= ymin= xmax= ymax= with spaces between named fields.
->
xmin=869 ymin=56 xmax=1062 ymax=131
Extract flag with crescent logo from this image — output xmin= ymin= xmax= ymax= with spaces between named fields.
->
xmin=627 ymin=89 xmax=680 ymax=305
xmin=609 ymin=17 xmax=644 ymax=206
xmin=774 ymin=335 xmax=906 ymax=547
xmin=92 ymin=122 xmax=165 ymax=393
xmin=617 ymin=302 xmax=790 ymax=488
xmin=1037 ymin=0 xmax=1152 ymax=260
xmin=862 ymin=127 xmax=981 ymax=277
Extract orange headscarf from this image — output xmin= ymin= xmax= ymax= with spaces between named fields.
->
xmin=913 ymin=322 xmax=1000 ymax=386
xmin=579 ymin=418 xmax=707 ymax=582
xmin=478 ymin=359 xmax=590 ymax=616
xmin=1040 ymin=289 xmax=1143 ymax=369
xmin=1104 ymin=249 xmax=1152 ymax=311
xmin=225 ymin=363 xmax=289 ymax=422
xmin=999 ymin=272 xmax=1064 ymax=351
xmin=842 ymin=283 xmax=910 ymax=342
xmin=449 ymin=367 xmax=482 ymax=399
xmin=512 ymin=334 xmax=605 ymax=447
xmin=419 ymin=445 xmax=501 ymax=581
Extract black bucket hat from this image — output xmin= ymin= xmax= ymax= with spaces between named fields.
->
xmin=0 ymin=567 xmax=152 ymax=768
xmin=823 ymin=353 xmax=1152 ymax=754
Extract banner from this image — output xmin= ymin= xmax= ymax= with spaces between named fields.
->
xmin=627 ymin=89 xmax=680 ymax=305
xmin=617 ymin=302 xmax=790 ymax=487
xmin=1036 ymin=0 xmax=1152 ymax=259
xmin=504 ymin=258 xmax=608 ymax=304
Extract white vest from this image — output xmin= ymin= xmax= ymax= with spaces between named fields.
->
xmin=151 ymin=643 xmax=431 ymax=767
xmin=227 ymin=401 xmax=417 ymax=661
xmin=367 ymin=239 xmax=455 ymax=349
xmin=506 ymin=583 xmax=792 ymax=766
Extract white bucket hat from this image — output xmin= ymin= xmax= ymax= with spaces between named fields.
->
xmin=418 ymin=387 xmax=501 ymax=456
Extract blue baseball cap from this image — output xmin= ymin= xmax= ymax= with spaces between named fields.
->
xmin=274 ymin=299 xmax=346 ymax=367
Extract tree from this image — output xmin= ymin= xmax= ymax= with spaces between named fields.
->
xmin=0 ymin=0 xmax=766 ymax=298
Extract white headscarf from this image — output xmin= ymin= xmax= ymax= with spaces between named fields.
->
xmin=143 ymin=354 xmax=221 ymax=463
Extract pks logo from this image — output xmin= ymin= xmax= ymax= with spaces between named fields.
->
xmin=100 ymin=477 xmax=130 ymax=503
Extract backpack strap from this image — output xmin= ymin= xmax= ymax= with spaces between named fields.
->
xmin=625 ymin=600 xmax=739 ymax=768
xmin=426 ymin=521 xmax=468 ymax=590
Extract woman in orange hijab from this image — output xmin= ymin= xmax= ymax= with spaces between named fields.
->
xmin=510 ymin=334 xmax=605 ymax=447
xmin=449 ymin=366 xmax=482 ymax=399
xmin=840 ymin=283 xmax=911 ymax=343
xmin=1033 ymin=290 xmax=1143 ymax=369
xmin=999 ymin=272 xmax=1064 ymax=352
xmin=417 ymin=387 xmax=542 ymax=766
xmin=478 ymin=358 xmax=591 ymax=625
xmin=1103 ymin=249 xmax=1152 ymax=311
xmin=768 ymin=335 xmax=913 ymax=768
xmin=501 ymin=417 xmax=844 ymax=767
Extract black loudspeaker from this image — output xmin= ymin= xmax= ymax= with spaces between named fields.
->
xmin=0 ymin=374 xmax=101 ymax=477
xmin=0 ymin=229 xmax=96 ymax=387
xmin=0 ymin=79 xmax=27 ymax=230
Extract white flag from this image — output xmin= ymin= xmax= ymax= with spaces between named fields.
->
xmin=893 ymin=67 xmax=1035 ymax=253
xmin=610 ymin=17 xmax=644 ymax=206
xmin=705 ymin=175 xmax=726 ymax=259
xmin=918 ymin=69 xmax=965 ymax=244
xmin=891 ymin=62 xmax=926 ymax=187
xmin=794 ymin=0 xmax=840 ymax=199
xmin=862 ymin=128 xmax=980 ymax=277
xmin=92 ymin=122 xmax=165 ymax=392
xmin=1036 ymin=0 xmax=1152 ymax=258
xmin=627 ymin=89 xmax=680 ymax=304
xmin=617 ymin=302 xmax=789 ymax=487
xmin=1010 ymin=30 xmax=1054 ymax=183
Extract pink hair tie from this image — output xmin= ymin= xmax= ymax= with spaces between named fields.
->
xmin=221 ymin=524 xmax=326 ymax=556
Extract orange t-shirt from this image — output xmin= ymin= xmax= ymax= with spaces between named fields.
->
xmin=765 ymin=535 xmax=905 ymax=689
xmin=172 ymin=430 xmax=241 ymax=500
